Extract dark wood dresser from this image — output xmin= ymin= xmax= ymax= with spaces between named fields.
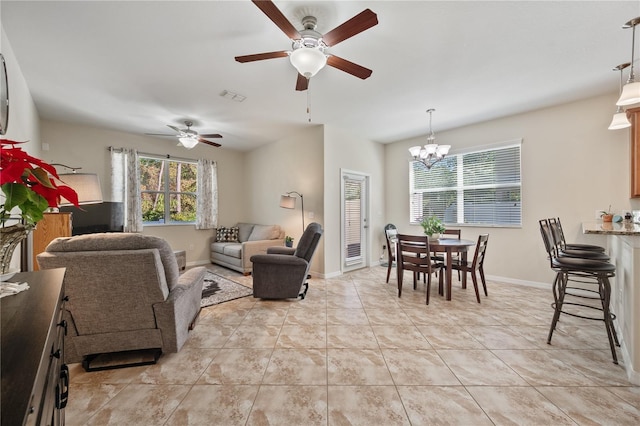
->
xmin=1 ymin=268 xmax=67 ymax=426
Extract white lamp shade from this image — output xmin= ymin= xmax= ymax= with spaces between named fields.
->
xmin=408 ymin=146 xmax=422 ymax=157
xmin=616 ymin=80 xmax=640 ymax=106
xmin=436 ymin=145 xmax=451 ymax=156
xmin=59 ymin=173 xmax=103 ymax=205
xmin=279 ymin=195 xmax=296 ymax=209
xmin=289 ymin=48 xmax=327 ymax=78
xmin=424 ymin=144 xmax=438 ymax=155
xmin=608 ymin=111 xmax=631 ymax=130
xmin=179 ymin=137 xmax=199 ymax=149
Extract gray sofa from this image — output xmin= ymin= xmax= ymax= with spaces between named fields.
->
xmin=36 ymin=233 xmax=205 ymax=364
xmin=210 ymin=222 xmax=284 ymax=274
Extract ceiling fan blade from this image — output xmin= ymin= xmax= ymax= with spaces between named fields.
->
xmin=235 ymin=51 xmax=289 ymax=63
xmin=295 ymin=73 xmax=309 ymax=91
xmin=145 ymin=133 xmax=176 ymax=137
xmin=322 ymin=9 xmax=378 ymax=46
xmin=251 ymin=0 xmax=300 ymax=40
xmin=327 ymin=55 xmax=372 ymax=79
xmin=199 ymin=133 xmax=223 ymax=139
xmin=167 ymin=125 xmax=182 ymax=133
xmin=199 ymin=138 xmax=222 ymax=148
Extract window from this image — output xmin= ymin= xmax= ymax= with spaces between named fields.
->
xmin=139 ymin=156 xmax=197 ymax=224
xmin=410 ymin=141 xmax=521 ymax=227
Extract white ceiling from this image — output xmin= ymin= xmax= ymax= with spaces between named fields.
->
xmin=1 ymin=1 xmax=639 ymax=151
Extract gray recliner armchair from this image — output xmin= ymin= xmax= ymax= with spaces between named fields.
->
xmin=36 ymin=233 xmax=205 ymax=365
xmin=250 ymin=222 xmax=323 ymax=299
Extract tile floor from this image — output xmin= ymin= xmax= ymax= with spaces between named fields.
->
xmin=66 ymin=265 xmax=640 ymax=425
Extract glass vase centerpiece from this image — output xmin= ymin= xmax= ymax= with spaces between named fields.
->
xmin=1 ymin=139 xmax=79 ymax=274
xmin=420 ymin=216 xmax=446 ymax=242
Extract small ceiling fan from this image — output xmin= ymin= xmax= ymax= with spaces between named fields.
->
xmin=146 ymin=120 xmax=222 ymax=149
xmin=235 ymin=0 xmax=378 ymax=91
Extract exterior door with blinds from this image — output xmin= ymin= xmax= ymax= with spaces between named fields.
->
xmin=342 ymin=171 xmax=369 ymax=272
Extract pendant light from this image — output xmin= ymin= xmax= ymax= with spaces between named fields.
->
xmin=617 ymin=17 xmax=640 ymax=106
xmin=609 ymin=62 xmax=631 ymax=130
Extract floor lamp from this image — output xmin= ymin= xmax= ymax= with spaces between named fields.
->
xmin=280 ymin=191 xmax=304 ymax=233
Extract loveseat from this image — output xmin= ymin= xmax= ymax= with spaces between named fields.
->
xmin=210 ymin=222 xmax=284 ymax=274
xmin=36 ymin=233 xmax=205 ymax=364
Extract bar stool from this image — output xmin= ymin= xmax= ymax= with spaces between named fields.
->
xmin=539 ymin=219 xmax=619 ymax=364
xmin=550 ymin=217 xmax=606 ymax=252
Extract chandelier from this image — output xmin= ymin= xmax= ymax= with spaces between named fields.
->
xmin=408 ymin=109 xmax=451 ymax=170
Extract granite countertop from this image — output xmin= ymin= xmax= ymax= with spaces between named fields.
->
xmin=583 ymin=221 xmax=640 ymax=236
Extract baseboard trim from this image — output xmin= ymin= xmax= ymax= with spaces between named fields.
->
xmin=484 ymin=274 xmax=549 ymax=290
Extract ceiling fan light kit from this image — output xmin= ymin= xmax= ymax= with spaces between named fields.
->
xmin=178 ymin=137 xmax=199 ymax=149
xmin=289 ymin=46 xmax=327 ymax=78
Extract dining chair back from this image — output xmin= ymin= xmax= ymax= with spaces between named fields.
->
xmin=395 ymin=233 xmax=444 ymax=304
xmin=384 ymin=224 xmax=397 ymax=283
xmin=451 ymin=234 xmax=489 ymax=303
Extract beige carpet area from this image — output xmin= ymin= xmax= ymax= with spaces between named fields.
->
xmin=64 ymin=265 xmax=640 ymax=425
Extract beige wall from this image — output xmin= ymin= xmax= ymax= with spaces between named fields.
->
xmin=244 ymin=125 xmax=325 ymax=275
xmin=1 ymin=29 xmax=42 ymax=272
xmin=323 ymin=125 xmax=386 ymax=276
xmin=385 ymin=92 xmax=633 ymax=285
xmin=40 ymin=120 xmax=247 ymax=266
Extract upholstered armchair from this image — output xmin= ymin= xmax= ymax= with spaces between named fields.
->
xmin=36 ymin=233 xmax=205 ymax=364
xmin=250 ymin=222 xmax=323 ymax=299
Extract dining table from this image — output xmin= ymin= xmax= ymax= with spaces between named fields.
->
xmin=429 ymin=238 xmax=476 ymax=300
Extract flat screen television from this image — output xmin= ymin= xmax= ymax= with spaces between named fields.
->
xmin=59 ymin=202 xmax=124 ymax=235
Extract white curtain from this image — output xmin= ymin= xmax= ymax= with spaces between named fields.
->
xmin=196 ymin=159 xmax=218 ymax=229
xmin=110 ymin=148 xmax=142 ymax=233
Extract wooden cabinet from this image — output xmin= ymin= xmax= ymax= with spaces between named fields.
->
xmin=33 ymin=213 xmax=72 ymax=271
xmin=1 ymin=268 xmax=67 ymax=426
xmin=628 ymin=107 xmax=640 ymax=198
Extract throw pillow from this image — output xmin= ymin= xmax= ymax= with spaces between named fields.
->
xmin=248 ymin=224 xmax=280 ymax=241
xmin=216 ymin=227 xmax=240 ymax=243
xmin=237 ymin=223 xmax=255 ymax=242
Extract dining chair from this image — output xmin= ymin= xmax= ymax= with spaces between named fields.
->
xmin=431 ymin=228 xmax=462 ymax=280
xmin=384 ymin=224 xmax=397 ymax=283
xmin=396 ymin=233 xmax=444 ymax=304
xmin=450 ymin=234 xmax=489 ymax=303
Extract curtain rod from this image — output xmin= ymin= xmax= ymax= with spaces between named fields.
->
xmin=107 ymin=146 xmax=200 ymax=163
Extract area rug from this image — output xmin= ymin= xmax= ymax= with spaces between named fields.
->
xmin=201 ymin=271 xmax=252 ymax=307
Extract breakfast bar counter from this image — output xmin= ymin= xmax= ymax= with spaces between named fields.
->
xmin=583 ymin=221 xmax=640 ymax=384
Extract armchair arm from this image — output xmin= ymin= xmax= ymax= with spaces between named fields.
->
xmin=250 ymin=253 xmax=308 ymax=267
xmin=267 ymin=246 xmax=296 ymax=255
xmin=153 ymin=266 xmax=205 ymax=352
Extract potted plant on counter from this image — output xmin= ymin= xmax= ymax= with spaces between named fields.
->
xmin=1 ymin=139 xmax=79 ymax=273
xmin=600 ymin=206 xmax=614 ymax=223
xmin=420 ymin=216 xmax=446 ymax=242
xmin=285 ymin=236 xmax=294 ymax=248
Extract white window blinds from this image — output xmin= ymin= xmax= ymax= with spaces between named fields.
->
xmin=410 ymin=141 xmax=521 ymax=227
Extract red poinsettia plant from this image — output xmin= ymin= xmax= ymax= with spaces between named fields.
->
xmin=1 ymin=139 xmax=79 ymax=226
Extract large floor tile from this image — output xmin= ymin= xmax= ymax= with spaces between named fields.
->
xmin=262 ymin=348 xmax=327 ymax=385
xmin=466 ymin=386 xmax=576 ymax=425
xmin=197 ymin=348 xmax=272 ymax=385
xmin=327 ymin=386 xmax=409 ymax=425
xmin=166 ymin=384 xmax=258 ymax=426
xmin=382 ymin=349 xmax=461 ymax=385
xmin=327 ymin=349 xmax=394 ymax=385
xmin=248 ymin=385 xmax=327 ymax=426
xmin=397 ymin=385 xmax=493 ymax=425
xmin=437 ymin=349 xmax=529 ymax=385
xmin=85 ymin=384 xmax=190 ymax=425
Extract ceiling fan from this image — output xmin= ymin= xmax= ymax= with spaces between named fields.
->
xmin=146 ymin=120 xmax=222 ymax=149
xmin=235 ymin=0 xmax=378 ymax=91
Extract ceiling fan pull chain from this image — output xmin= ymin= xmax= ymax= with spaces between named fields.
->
xmin=307 ymin=81 xmax=312 ymax=123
